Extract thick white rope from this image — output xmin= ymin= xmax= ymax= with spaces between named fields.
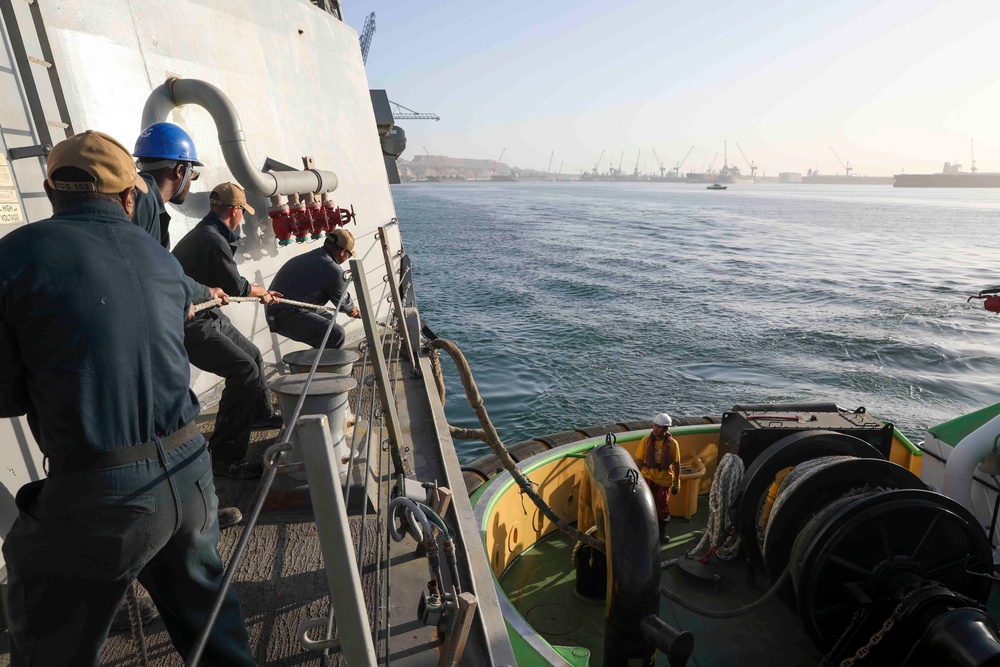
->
xmin=192 ymin=295 xmax=336 ymax=313
xmin=686 ymin=452 xmax=744 ymax=561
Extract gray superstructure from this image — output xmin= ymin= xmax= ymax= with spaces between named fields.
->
xmin=0 ymin=2 xmax=516 ymax=663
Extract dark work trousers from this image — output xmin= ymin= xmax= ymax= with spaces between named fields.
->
xmin=184 ymin=310 xmax=272 ymax=462
xmin=2 ymin=437 xmax=257 ymax=667
xmin=268 ymin=308 xmax=346 ymax=350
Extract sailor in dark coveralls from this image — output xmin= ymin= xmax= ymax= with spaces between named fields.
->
xmin=0 ymin=131 xmax=256 ymax=666
xmin=265 ymin=228 xmax=361 ymax=349
xmin=172 ymin=182 xmax=282 ymax=480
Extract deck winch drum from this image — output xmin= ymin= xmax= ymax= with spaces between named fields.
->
xmin=731 ymin=428 xmax=1000 ymax=665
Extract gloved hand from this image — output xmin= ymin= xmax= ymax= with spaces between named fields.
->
xmin=671 ymin=486 xmax=679 ymax=495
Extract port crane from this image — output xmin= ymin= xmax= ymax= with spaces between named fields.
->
xmin=359 ymin=12 xmax=440 ymax=122
xmin=673 ymin=145 xmax=695 ymax=177
xmin=707 ymin=152 xmax=719 ymax=174
xmin=633 ymin=148 xmax=641 ymax=177
xmin=492 ymin=148 xmax=506 ymax=177
xmin=651 ymin=148 xmax=666 ymax=177
xmin=546 ymin=151 xmax=554 ymax=174
xmin=971 ymin=139 xmax=977 ymax=174
xmin=735 ymin=142 xmax=757 ymax=179
xmin=359 ymin=12 xmax=375 ymax=64
xmin=388 ymin=100 xmax=439 ymax=121
xmin=617 ymin=151 xmax=624 ymax=175
xmin=593 ymin=149 xmax=605 ymax=176
xmin=829 ymin=146 xmax=852 ymax=177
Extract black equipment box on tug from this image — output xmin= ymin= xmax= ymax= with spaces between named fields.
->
xmin=718 ymin=402 xmax=893 ymax=466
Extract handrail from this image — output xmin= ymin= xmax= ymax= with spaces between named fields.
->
xmin=187 ymin=240 xmax=398 ymax=666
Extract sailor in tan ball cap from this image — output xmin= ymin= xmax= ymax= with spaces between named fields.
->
xmin=0 ymin=131 xmax=257 ymax=666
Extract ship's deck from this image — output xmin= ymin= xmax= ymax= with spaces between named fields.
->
xmin=500 ymin=502 xmax=826 ymax=666
xmin=0 ymin=338 xmax=512 ymax=666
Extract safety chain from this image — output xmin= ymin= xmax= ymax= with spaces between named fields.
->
xmin=830 ymin=598 xmax=906 ymax=667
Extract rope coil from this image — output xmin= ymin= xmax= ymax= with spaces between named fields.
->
xmin=687 ymin=452 xmax=744 ymax=562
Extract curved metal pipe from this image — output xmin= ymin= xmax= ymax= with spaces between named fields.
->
xmin=942 ymin=413 xmax=1000 ymax=514
xmin=140 ymin=78 xmax=339 ymax=197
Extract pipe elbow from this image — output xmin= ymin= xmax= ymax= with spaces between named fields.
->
xmin=941 ymin=414 xmax=1000 ymax=509
xmin=140 ymin=78 xmax=340 ymax=199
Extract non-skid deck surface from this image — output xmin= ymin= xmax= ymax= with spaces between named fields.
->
xmin=99 ymin=363 xmax=386 ymax=666
xmin=98 ymin=511 xmax=385 ymax=666
xmin=500 ymin=503 xmax=825 ymax=666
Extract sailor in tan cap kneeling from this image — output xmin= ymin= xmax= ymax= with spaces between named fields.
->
xmin=172 ymin=182 xmax=283 ymax=480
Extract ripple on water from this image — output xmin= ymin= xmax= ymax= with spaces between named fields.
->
xmin=395 ymin=183 xmax=1000 ymax=463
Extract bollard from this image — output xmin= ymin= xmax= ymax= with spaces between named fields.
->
xmin=269 ymin=373 xmax=356 ymax=479
xmin=282 ymin=348 xmax=359 ymax=376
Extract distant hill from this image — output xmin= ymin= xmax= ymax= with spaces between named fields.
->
xmin=397 ymin=155 xmax=513 ymax=182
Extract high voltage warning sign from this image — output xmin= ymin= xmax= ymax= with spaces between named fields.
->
xmin=0 ymin=154 xmax=24 ymax=224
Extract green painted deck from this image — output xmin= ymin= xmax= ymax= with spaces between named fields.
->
xmin=499 ymin=497 xmax=824 ymax=666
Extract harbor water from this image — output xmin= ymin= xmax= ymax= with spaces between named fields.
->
xmin=393 ymin=182 xmax=1000 ymax=464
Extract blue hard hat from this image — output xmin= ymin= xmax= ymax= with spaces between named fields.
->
xmin=133 ymin=122 xmax=203 ymax=166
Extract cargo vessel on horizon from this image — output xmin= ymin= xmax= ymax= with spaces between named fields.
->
xmin=894 ymin=161 xmax=1000 ymax=188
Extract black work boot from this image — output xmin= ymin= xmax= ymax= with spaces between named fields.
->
xmin=659 ymin=521 xmax=671 ymax=544
xmin=218 ymin=507 xmax=243 ymax=529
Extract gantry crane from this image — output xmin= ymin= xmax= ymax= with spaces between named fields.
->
xmin=633 ymin=148 xmax=642 ymax=177
xmin=617 ymin=151 xmax=624 ymax=174
xmin=546 ymin=151 xmax=554 ymax=174
xmin=651 ymin=148 xmax=666 ymax=177
xmin=673 ymin=145 xmax=695 ymax=177
xmin=829 ymin=146 xmax=852 ymax=177
xmin=735 ymin=142 xmax=757 ymax=179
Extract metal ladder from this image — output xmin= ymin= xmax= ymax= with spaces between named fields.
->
xmin=0 ymin=0 xmax=75 ymax=160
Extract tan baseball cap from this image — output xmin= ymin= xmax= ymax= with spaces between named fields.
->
xmin=209 ymin=182 xmax=255 ymax=214
xmin=46 ymin=130 xmax=148 ymax=194
xmin=326 ymin=228 xmax=355 ymax=256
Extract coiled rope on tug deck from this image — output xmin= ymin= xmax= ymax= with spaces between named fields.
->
xmin=426 ymin=337 xmax=605 ymax=553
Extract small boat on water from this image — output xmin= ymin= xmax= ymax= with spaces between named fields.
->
xmin=707 ymin=183 xmax=727 ymax=190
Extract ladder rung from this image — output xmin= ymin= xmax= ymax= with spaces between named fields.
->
xmin=27 ymin=55 xmax=51 ymax=68
xmin=47 ymin=120 xmax=68 ymax=129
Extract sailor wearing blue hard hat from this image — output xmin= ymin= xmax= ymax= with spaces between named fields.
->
xmin=132 ymin=122 xmax=203 ymax=248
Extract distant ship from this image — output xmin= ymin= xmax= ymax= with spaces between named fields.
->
xmin=801 ymin=169 xmax=893 ymax=185
xmin=894 ymin=162 xmax=1000 ymax=188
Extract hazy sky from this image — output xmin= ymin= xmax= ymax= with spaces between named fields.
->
xmin=354 ymin=1 xmax=1000 ymax=177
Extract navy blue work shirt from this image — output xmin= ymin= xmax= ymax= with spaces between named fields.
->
xmin=132 ymin=172 xmax=211 ymax=304
xmin=172 ymin=212 xmax=252 ymax=299
xmin=132 ymin=172 xmax=166 ymax=246
xmin=0 ymin=200 xmax=201 ymax=457
xmin=266 ymin=246 xmax=355 ymax=321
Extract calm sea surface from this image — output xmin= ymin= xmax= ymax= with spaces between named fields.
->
xmin=392 ymin=182 xmax=1000 ymax=464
